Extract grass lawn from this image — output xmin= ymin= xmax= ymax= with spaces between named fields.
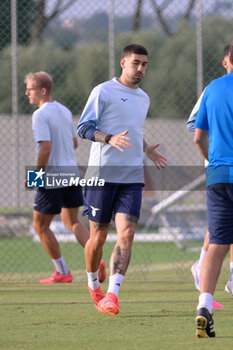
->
xmin=0 ymin=269 xmax=232 ymax=350
xmin=0 ymin=237 xmax=232 ymax=349
xmin=0 ymin=237 xmax=201 ymax=275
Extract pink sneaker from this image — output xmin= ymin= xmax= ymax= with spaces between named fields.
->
xmin=98 ymin=260 xmax=107 ymax=283
xmin=40 ymin=270 xmax=73 ymax=284
xmin=88 ymin=286 xmax=105 ymax=309
xmin=97 ymin=292 xmax=119 ymax=315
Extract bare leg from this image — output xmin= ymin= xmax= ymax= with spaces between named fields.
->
xmin=200 ymin=243 xmax=229 ymax=294
xmin=61 ymin=207 xmax=89 ymax=247
xmin=230 ymin=244 xmax=233 ymax=262
xmin=225 ymin=244 xmax=233 ymax=291
xmin=33 ymin=210 xmax=61 ymax=259
xmin=96 ymin=213 xmax=138 ymax=314
xmin=202 ymin=230 xmax=209 ymax=251
xmin=109 ymin=213 xmax=138 ymax=276
xmin=85 ymin=220 xmax=110 ymax=272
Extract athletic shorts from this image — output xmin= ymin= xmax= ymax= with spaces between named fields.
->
xmin=34 ymin=185 xmax=84 ymax=215
xmin=83 ymin=183 xmax=143 ymax=223
xmin=207 ymin=183 xmax=233 ymax=244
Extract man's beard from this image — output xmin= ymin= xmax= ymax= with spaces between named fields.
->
xmin=132 ymin=76 xmax=143 ymax=84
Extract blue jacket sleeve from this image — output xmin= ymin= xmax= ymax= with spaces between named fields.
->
xmin=77 ymin=120 xmax=99 ymax=141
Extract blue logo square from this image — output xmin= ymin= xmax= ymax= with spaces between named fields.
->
xmin=27 ymin=168 xmax=45 ymax=188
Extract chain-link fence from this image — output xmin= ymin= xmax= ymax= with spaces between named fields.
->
xmin=0 ymin=0 xmax=232 ymax=282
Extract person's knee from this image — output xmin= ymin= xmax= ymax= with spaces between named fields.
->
xmin=33 ymin=218 xmax=49 ymax=236
xmin=208 ymin=244 xmax=229 ymax=261
xmin=90 ymin=233 xmax=106 ymax=248
xmin=33 ymin=217 xmax=39 ymax=232
xmin=117 ymin=226 xmax=135 ymax=248
xmin=33 ymin=220 xmax=42 ymax=235
xmin=63 ymin=219 xmax=78 ymax=233
xmin=89 ymin=221 xmax=109 ymax=248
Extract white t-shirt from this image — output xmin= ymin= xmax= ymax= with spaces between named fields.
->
xmin=186 ymin=90 xmax=205 ymax=133
xmin=187 ymin=91 xmax=208 ymax=167
xmin=78 ymin=78 xmax=150 ymax=183
xmin=32 ymin=101 xmax=78 ymax=174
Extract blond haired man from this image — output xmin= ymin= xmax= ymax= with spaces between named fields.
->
xmin=25 ymin=71 xmax=106 ymax=283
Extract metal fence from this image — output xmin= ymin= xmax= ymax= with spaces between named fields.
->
xmin=0 ymin=0 xmax=232 ymax=282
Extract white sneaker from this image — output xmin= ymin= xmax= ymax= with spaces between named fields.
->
xmin=225 ymin=280 xmax=233 ymax=295
xmin=191 ymin=260 xmax=200 ymax=291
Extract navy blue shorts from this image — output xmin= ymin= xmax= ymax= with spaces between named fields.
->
xmin=34 ymin=185 xmax=84 ymax=215
xmin=83 ymin=183 xmax=143 ymax=223
xmin=207 ymin=183 xmax=233 ymax=244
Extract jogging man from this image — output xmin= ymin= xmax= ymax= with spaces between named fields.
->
xmin=187 ymin=44 xmax=233 ymax=296
xmin=25 ymin=71 xmax=106 ymax=284
xmin=194 ymin=41 xmax=233 ymax=337
xmin=77 ymin=44 xmax=167 ymax=315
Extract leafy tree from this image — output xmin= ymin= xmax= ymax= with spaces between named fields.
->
xmin=42 ymin=19 xmax=79 ymax=50
xmin=1 ymin=17 xmax=233 ymax=119
xmin=17 ymin=41 xmax=108 ymax=115
xmin=28 ymin=0 xmax=76 ymax=44
xmin=0 ymin=0 xmax=34 ymax=50
xmin=0 ymin=0 xmax=77 ymax=50
xmin=144 ymin=17 xmax=233 ymax=119
xmin=133 ymin=0 xmax=196 ymax=34
xmin=57 ymin=43 xmax=109 ymax=115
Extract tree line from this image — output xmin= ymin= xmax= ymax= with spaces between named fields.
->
xmin=1 ymin=0 xmax=232 ymax=50
xmin=1 ymin=16 xmax=233 ymax=118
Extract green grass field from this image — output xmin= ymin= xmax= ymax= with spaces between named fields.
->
xmin=0 ymin=237 xmax=232 ymax=349
xmin=0 ymin=237 xmax=201 ymax=275
xmin=0 ymin=270 xmax=233 ymax=350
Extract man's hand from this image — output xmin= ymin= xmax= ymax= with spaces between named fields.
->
xmin=108 ymin=130 xmax=131 ymax=152
xmin=144 ymin=142 xmax=167 ymax=169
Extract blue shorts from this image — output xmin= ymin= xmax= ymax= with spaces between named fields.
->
xmin=207 ymin=183 xmax=233 ymax=244
xmin=83 ymin=183 xmax=143 ymax=223
xmin=34 ymin=185 xmax=84 ymax=215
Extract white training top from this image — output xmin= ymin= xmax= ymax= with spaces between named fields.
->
xmin=187 ymin=90 xmax=205 ymax=133
xmin=186 ymin=91 xmax=208 ymax=168
xmin=78 ymin=77 xmax=150 ymax=183
xmin=32 ymin=101 xmax=78 ymax=171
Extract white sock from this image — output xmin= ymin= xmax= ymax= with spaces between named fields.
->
xmin=197 ymin=292 xmax=213 ymax=314
xmin=197 ymin=248 xmax=207 ymax=269
xmin=230 ymin=262 xmax=233 ymax=281
xmin=107 ymin=273 xmax=124 ymax=296
xmin=52 ymin=256 xmax=69 ymax=275
xmin=87 ymin=270 xmax=100 ymax=290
